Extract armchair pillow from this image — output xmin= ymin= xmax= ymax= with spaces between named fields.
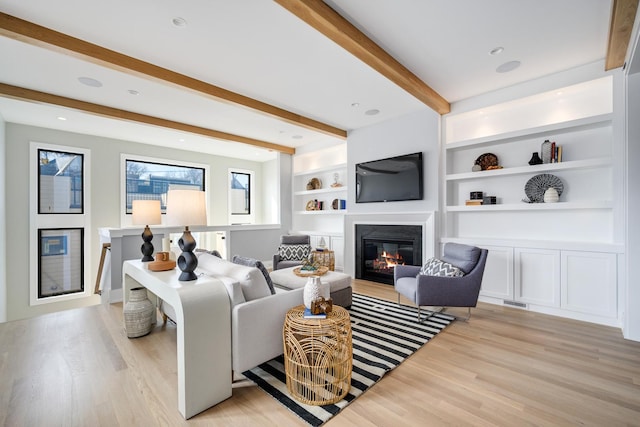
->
xmin=419 ymin=257 xmax=465 ymax=277
xmin=278 ymin=244 xmax=310 ymax=261
xmin=232 ymin=255 xmax=275 ymax=295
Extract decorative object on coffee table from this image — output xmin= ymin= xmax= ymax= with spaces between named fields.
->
xmin=311 ymin=249 xmax=335 ymax=271
xmin=303 ymin=276 xmax=329 ymax=309
xmin=147 ymin=251 xmax=176 ymax=271
xmin=283 ymin=305 xmax=352 ymax=405
xmin=294 ymin=266 xmax=329 ymax=277
xmin=124 ymin=287 xmax=154 ymax=338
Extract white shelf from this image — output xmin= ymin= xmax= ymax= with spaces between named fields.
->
xmin=293 ymin=163 xmax=347 ymax=177
xmin=294 ymin=186 xmax=348 ymax=196
xmin=447 ymin=200 xmax=612 ymax=212
xmin=294 ymin=210 xmax=348 ymax=215
xmin=446 ymin=158 xmax=612 ymax=181
xmin=445 ymin=113 xmax=613 ymax=150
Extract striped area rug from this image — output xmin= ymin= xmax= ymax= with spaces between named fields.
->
xmin=243 ymin=293 xmax=455 ymax=426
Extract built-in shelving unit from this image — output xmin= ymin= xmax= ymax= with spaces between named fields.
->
xmin=441 ymin=75 xmax=622 ymax=327
xmin=293 ymin=163 xmax=348 ymax=215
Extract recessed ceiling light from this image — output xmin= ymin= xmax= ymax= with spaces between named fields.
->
xmin=496 ymin=60 xmax=521 ymax=73
xmin=351 ymin=102 xmax=360 ymax=107
xmin=78 ymin=76 xmax=102 ymax=87
xmin=365 ymin=109 xmax=380 ymax=116
xmin=292 ymin=135 xmax=303 ymax=139
xmin=172 ymin=17 xmax=187 ymax=27
xmin=489 ymin=47 xmax=504 ymax=55
xmin=128 ymin=89 xmax=140 ymax=95
xmin=179 ymin=138 xmax=185 ymax=142
xmin=57 ymin=116 xmax=67 ymax=121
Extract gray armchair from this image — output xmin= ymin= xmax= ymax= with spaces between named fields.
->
xmin=394 ymin=243 xmax=488 ymax=321
xmin=272 ymin=234 xmax=311 ymax=271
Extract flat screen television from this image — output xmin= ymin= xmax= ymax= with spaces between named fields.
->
xmin=355 ymin=152 xmax=423 ymax=203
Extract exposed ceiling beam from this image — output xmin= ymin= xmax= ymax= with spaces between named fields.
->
xmin=0 ymin=11 xmax=346 ymax=140
xmin=274 ymin=0 xmax=450 ymax=115
xmin=606 ymin=0 xmax=640 ymax=70
xmin=0 ymin=83 xmax=296 ymax=154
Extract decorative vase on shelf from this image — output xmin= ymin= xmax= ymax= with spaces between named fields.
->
xmin=541 ymin=140 xmax=552 ymax=164
xmin=544 ymin=187 xmax=559 ymax=203
xmin=124 ymin=287 xmax=155 ymax=338
xmin=528 ymin=152 xmax=543 ymax=165
xmin=303 ymin=276 xmax=329 ymax=309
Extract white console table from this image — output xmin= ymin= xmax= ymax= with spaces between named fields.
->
xmin=123 ymin=260 xmax=231 ymax=419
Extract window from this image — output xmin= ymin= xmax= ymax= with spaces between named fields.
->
xmin=228 ymin=168 xmax=255 ymax=224
xmin=38 ymin=149 xmax=84 ymax=214
xmin=30 ymin=143 xmax=91 ymax=305
xmin=38 ymin=228 xmax=84 ymax=298
xmin=124 ymin=158 xmax=205 ymax=214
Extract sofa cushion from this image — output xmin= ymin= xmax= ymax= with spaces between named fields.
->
xmin=419 ymin=257 xmax=464 ymax=277
xmin=232 ymin=255 xmax=275 ymax=295
xmin=197 ymin=253 xmax=271 ymax=301
xmin=278 ymin=243 xmax=310 ymax=261
xmin=441 ymin=243 xmax=481 ymax=274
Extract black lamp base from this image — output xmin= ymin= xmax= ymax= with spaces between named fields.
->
xmin=177 ymin=227 xmax=198 ymax=281
xmin=141 ymin=225 xmax=154 ymax=262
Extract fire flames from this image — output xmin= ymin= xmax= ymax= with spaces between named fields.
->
xmin=373 ymin=250 xmax=405 ymax=272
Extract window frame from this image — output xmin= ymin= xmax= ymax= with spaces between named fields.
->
xmin=228 ymin=168 xmax=255 ymax=225
xmin=120 ymin=154 xmax=210 ymax=227
xmin=30 ymin=142 xmax=92 ymax=306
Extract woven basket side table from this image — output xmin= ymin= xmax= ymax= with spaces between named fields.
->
xmin=311 ymin=250 xmax=335 ymax=271
xmin=283 ymin=305 xmax=352 ymax=405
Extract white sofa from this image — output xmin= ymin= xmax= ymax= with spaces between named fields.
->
xmin=162 ymin=252 xmax=304 ymax=373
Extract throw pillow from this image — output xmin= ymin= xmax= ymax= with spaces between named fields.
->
xmin=419 ymin=257 xmax=465 ymax=277
xmin=278 ymin=244 xmax=310 ymax=261
xmin=231 ymin=255 xmax=275 ymax=295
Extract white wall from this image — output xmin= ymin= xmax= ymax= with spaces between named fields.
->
xmin=4 ymin=123 xmax=274 ymax=321
xmin=347 ymin=109 xmax=440 ymax=214
xmin=625 ymin=72 xmax=640 ymax=340
xmin=0 ymin=115 xmax=6 ymax=322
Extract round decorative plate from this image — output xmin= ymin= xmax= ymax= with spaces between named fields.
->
xmin=332 ymin=198 xmax=339 ymax=210
xmin=525 ymin=174 xmax=564 ymax=203
xmin=475 ymin=153 xmax=499 ymax=170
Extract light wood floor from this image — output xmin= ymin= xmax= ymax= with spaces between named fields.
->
xmin=1 ymin=279 xmax=639 ymax=426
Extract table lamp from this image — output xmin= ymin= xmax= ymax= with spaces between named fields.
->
xmin=131 ymin=199 xmax=162 ymax=262
xmin=165 ymin=189 xmax=207 ymax=281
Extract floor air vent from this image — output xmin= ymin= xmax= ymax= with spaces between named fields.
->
xmin=503 ymin=300 xmax=528 ymax=309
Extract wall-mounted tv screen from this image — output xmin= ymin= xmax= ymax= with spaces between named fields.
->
xmin=355 ymin=152 xmax=423 ymax=203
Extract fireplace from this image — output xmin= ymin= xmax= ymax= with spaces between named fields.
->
xmin=355 ymin=224 xmax=422 ymax=285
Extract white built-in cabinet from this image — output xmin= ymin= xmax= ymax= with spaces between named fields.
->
xmin=291 ymin=146 xmax=348 ymax=272
xmin=442 ymin=76 xmax=622 ymax=327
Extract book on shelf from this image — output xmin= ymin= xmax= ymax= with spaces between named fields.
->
xmin=303 ymin=307 xmax=327 ymax=319
xmin=465 ymin=200 xmax=483 ymax=206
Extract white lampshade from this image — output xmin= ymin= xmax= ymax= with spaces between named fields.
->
xmin=131 ymin=200 xmax=161 ymax=225
xmin=165 ymin=190 xmax=207 ymax=227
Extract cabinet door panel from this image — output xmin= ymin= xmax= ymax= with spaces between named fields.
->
xmin=515 ymin=248 xmax=560 ymax=307
xmin=479 ymin=245 xmax=513 ymax=300
xmin=330 ymin=237 xmax=344 ymax=271
xmin=561 ymin=251 xmax=617 ymax=317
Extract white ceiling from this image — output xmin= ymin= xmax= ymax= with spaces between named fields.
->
xmin=0 ymin=0 xmax=614 ymax=161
